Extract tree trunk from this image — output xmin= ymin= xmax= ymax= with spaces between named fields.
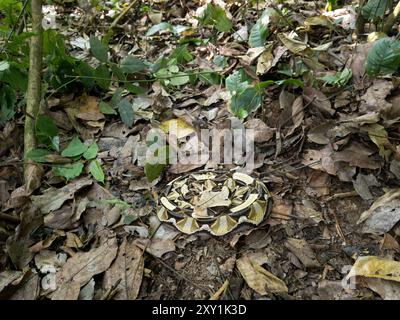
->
xmin=24 ymin=0 xmax=43 ymax=194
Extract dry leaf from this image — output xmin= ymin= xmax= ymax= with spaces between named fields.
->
xmin=52 ymin=236 xmax=118 ymax=300
xmin=347 ymin=256 xmax=400 ymax=283
xmin=31 ymin=177 xmax=92 ymax=214
xmin=103 ymin=238 xmax=144 ymax=300
xmin=236 ymin=255 xmax=288 ymax=295
xmin=358 ymin=189 xmax=400 ymax=234
xmin=303 ymin=87 xmax=335 ymax=116
xmin=285 ymin=238 xmax=320 ymax=268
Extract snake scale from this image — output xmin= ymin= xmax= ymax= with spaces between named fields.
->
xmin=157 ymin=171 xmax=273 ymax=236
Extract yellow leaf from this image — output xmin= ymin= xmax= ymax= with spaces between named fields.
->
xmin=347 ymin=256 xmax=400 ymax=282
xmin=236 ymin=255 xmax=288 ymax=295
xmin=159 ymin=118 xmax=194 ymax=139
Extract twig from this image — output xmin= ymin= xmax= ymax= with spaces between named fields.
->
xmin=0 ymin=213 xmax=20 ymax=224
xmin=325 ymin=191 xmax=359 ymax=202
xmin=103 ymin=0 xmax=139 ymax=44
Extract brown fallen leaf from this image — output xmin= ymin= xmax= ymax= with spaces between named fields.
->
xmin=52 ymin=235 xmax=118 ymax=300
xmin=10 ymin=272 xmax=40 ymax=300
xmin=103 ymin=237 xmax=144 ymax=300
xmin=244 ymin=119 xmax=275 ymax=143
xmin=133 ymin=238 xmax=175 ymax=258
xmin=285 ymin=238 xmax=320 ymax=268
xmin=6 ymin=205 xmax=43 ymax=269
xmin=303 ymin=87 xmax=335 ymax=117
xmin=24 ymin=164 xmax=43 ymax=196
xmin=363 ymin=278 xmax=400 ymax=300
xmin=236 ymin=255 xmax=288 ymax=295
xmin=357 ymin=188 xmax=400 ymax=234
xmin=359 ymin=80 xmax=393 ymax=114
xmin=0 ymin=270 xmax=24 ymax=298
xmin=31 ymin=177 xmax=92 ymax=214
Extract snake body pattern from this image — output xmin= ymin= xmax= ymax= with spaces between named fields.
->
xmin=157 ymin=171 xmax=273 ymax=236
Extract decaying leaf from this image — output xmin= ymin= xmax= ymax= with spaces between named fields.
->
xmin=236 ymin=255 xmax=288 ymax=295
xmin=31 ymin=177 xmax=92 ymax=214
xmin=358 ymin=189 xmax=400 ymax=234
xmin=303 ymin=87 xmax=335 ymax=116
xmin=347 ymin=256 xmax=400 ymax=283
xmin=52 ymin=235 xmax=118 ymax=300
xmin=103 ymin=238 xmax=144 ymax=300
xmin=6 ymin=205 xmax=43 ymax=269
xmin=244 ymin=119 xmax=275 ymax=143
xmin=284 ymin=238 xmax=320 ymax=268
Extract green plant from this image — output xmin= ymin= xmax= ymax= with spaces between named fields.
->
xmin=319 ymin=68 xmax=352 ymax=87
xmin=362 ymin=0 xmax=392 ymax=21
xmin=366 ymin=37 xmax=400 ymax=75
xmin=198 ymin=3 xmax=232 ymax=32
xmin=248 ymin=9 xmax=271 ymax=48
xmin=225 ymin=70 xmax=264 ymax=119
xmin=26 ymin=118 xmax=105 ymax=182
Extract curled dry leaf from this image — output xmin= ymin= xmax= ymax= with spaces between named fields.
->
xmin=0 ymin=270 xmax=24 ymax=298
xmin=236 ymin=255 xmax=288 ymax=295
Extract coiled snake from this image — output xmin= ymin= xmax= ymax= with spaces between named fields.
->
xmin=157 ymin=171 xmax=273 ymax=236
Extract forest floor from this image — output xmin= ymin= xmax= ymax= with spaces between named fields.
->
xmin=1 ymin=0 xmax=400 ymax=300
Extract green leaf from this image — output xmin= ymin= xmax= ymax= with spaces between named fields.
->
xmin=275 ymin=78 xmax=304 ymax=88
xmin=25 ymin=149 xmax=52 ymax=163
xmin=99 ymin=101 xmax=117 ymax=115
xmin=94 ymin=64 xmax=111 ymax=89
xmin=89 ymin=159 xmax=105 ymax=183
xmin=36 ymin=115 xmax=59 ymax=151
xmin=53 ymin=162 xmax=84 ymax=181
xmin=120 ymin=56 xmax=146 ymax=73
xmin=366 ymin=37 xmax=400 ymax=76
xmin=230 ymin=87 xmax=263 ymax=119
xmin=169 ymin=72 xmax=190 ymax=86
xmin=248 ymin=16 xmax=269 ymax=48
xmin=362 ymin=0 xmax=392 ymax=21
xmin=36 ymin=114 xmax=58 ymax=138
xmin=61 ymin=137 xmax=88 ymax=158
xmin=225 ymin=70 xmax=249 ymax=94
xmin=89 ymin=36 xmax=108 ymax=63
xmin=320 ymin=68 xmax=352 ymax=87
xmin=146 ymin=22 xmax=173 ymax=36
xmin=118 ymin=99 xmax=134 ymax=128
xmin=110 ymin=88 xmax=123 ymax=107
xmin=144 ymin=162 xmax=165 ymax=183
xmin=83 ymin=142 xmax=99 ymax=160
xmin=0 ymin=85 xmax=16 ymax=125
xmin=124 ymin=83 xmax=145 ymax=94
xmin=144 ymin=146 xmax=169 ymax=182
xmin=170 ymin=45 xmax=193 ymax=64
xmin=0 ymin=61 xmax=10 ymax=72
xmin=199 ymin=4 xmax=232 ymax=32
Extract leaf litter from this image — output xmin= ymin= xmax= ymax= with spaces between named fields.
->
xmin=2 ymin=0 xmax=400 ymax=300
